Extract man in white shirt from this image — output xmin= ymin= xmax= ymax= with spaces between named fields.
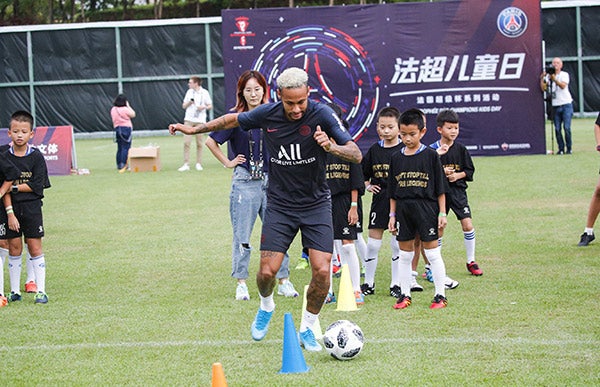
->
xmin=179 ymin=76 xmax=213 ymax=171
xmin=540 ymin=57 xmax=574 ymax=155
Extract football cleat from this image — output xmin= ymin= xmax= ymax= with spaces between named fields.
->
xmin=360 ymin=283 xmax=375 ymax=295
xmin=393 ymin=295 xmax=412 ymax=309
xmin=325 ymin=291 xmax=336 ymax=304
xmin=467 ymin=262 xmax=483 ymax=276
xmin=0 ymin=295 xmax=7 ymax=307
xmin=411 ymin=279 xmax=424 ymax=292
xmin=445 ymin=277 xmax=460 ymax=290
xmin=424 ymin=267 xmax=434 ymax=282
xmin=7 ymin=292 xmax=21 ymax=302
xmin=430 ymin=294 xmax=448 ymax=309
xmin=34 ymin=292 xmax=48 ymax=304
xmin=332 ymin=263 xmax=342 ymax=278
xmin=298 ymin=328 xmax=322 ymax=352
xmin=355 ymin=290 xmax=365 ymax=306
xmin=25 ymin=281 xmax=38 ymax=293
xmin=389 ymin=285 xmax=402 ymax=298
xmin=251 ymin=308 xmax=273 ymax=341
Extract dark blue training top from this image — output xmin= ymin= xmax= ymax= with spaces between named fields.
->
xmin=238 ymin=99 xmax=353 ymax=210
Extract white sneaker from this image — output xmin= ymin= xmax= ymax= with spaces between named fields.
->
xmin=235 ymin=283 xmax=250 ymax=301
xmin=277 ymin=280 xmax=299 ymax=297
xmin=178 ymin=163 xmax=190 ymax=172
xmin=410 ymin=273 xmax=424 ymax=291
xmin=444 ymin=276 xmax=460 ymax=290
xmin=195 ymin=163 xmax=203 ymax=171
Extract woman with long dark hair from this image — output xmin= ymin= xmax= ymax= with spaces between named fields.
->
xmin=111 ymin=94 xmax=136 ymax=172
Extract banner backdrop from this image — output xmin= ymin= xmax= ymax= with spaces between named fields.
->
xmin=222 ymin=0 xmax=544 ymax=156
xmin=0 ymin=126 xmax=75 ymax=175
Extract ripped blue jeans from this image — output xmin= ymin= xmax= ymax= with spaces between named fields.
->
xmin=229 ymin=167 xmax=290 ymax=280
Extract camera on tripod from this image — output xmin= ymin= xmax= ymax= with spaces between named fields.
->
xmin=545 ymin=65 xmax=555 ymax=75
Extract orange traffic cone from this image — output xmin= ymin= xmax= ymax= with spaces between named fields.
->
xmin=211 ymin=362 xmax=227 ymax=387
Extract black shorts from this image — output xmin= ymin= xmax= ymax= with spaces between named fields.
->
xmin=0 ymin=201 xmax=45 ymax=240
xmin=332 ymin=195 xmax=358 ymax=241
xmin=446 ymin=187 xmax=472 ymax=220
xmin=368 ymin=191 xmax=390 ymax=230
xmin=395 ymin=199 xmax=439 ymax=243
xmin=261 ymin=201 xmax=333 ymax=254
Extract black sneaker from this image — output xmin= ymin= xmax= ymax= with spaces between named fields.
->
xmin=578 ymin=233 xmax=595 ymax=246
xmin=360 ymin=283 xmax=375 ymax=295
xmin=389 ymin=285 xmax=402 ymax=298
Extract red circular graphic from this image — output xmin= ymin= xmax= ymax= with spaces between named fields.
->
xmin=299 ymin=125 xmax=312 ymax=136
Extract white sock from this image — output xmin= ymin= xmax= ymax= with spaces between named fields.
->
xmin=0 ymin=248 xmax=7 ymax=295
xmin=332 ymin=241 xmax=342 ymax=266
xmin=340 ymin=243 xmax=361 ymax=292
xmin=364 ymin=237 xmax=382 ymax=286
xmin=26 ymin=248 xmax=35 ymax=283
xmin=390 ymin=238 xmax=401 ymax=287
xmin=8 ymin=255 xmax=22 ymax=294
xmin=464 ymin=229 xmax=476 ymax=263
xmin=355 ymin=232 xmax=368 ymax=267
xmin=398 ymin=250 xmax=413 ymax=297
xmin=585 ymin=227 xmax=594 ymax=235
xmin=259 ymin=293 xmax=275 ymax=312
xmin=424 ymin=247 xmax=446 ymax=297
xmin=30 ymin=254 xmax=46 ymax=293
xmin=300 ymin=309 xmax=319 ymax=332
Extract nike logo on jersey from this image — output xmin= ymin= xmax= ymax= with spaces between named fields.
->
xmin=266 ymin=128 xmax=278 ymax=133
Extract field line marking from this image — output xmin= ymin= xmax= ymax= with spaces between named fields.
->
xmin=0 ymin=336 xmax=597 ymax=352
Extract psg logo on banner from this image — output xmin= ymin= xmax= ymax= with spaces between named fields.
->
xmin=251 ymin=25 xmax=380 ymax=141
xmin=497 ymin=7 xmax=528 ymax=38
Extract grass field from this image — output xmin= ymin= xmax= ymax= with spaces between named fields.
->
xmin=1 ymin=118 xmax=599 ymax=386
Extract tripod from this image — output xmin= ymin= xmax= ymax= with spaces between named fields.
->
xmin=545 ymin=78 xmax=555 ymax=154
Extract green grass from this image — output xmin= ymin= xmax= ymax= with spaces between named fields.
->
xmin=1 ymin=120 xmax=599 ymax=386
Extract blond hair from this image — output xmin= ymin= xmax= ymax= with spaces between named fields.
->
xmin=276 ymin=67 xmax=308 ymax=90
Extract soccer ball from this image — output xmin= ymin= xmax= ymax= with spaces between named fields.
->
xmin=323 ymin=320 xmax=364 ymax=360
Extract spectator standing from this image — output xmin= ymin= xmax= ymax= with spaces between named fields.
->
xmin=110 ymin=94 xmax=136 ymax=173
xmin=179 ymin=76 xmax=212 ymax=171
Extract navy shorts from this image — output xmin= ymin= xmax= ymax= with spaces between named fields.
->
xmin=367 ymin=190 xmax=390 ymax=230
xmin=332 ymin=194 xmax=358 ymax=241
xmin=446 ymin=187 xmax=472 ymax=220
xmin=261 ymin=201 xmax=333 ymax=254
xmin=0 ymin=201 xmax=45 ymax=240
xmin=395 ymin=199 xmax=439 ymax=243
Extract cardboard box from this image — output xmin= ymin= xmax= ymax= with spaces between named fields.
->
xmin=129 ymin=146 xmax=161 ymax=172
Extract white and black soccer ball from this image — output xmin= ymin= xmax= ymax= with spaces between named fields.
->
xmin=323 ymin=320 xmax=364 ymax=360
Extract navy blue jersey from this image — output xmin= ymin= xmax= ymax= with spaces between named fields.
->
xmin=430 ymin=140 xmax=474 ymax=190
xmin=238 ymin=100 xmax=353 ymax=210
xmin=388 ymin=146 xmax=445 ymax=202
xmin=5 ymin=145 xmax=51 ymax=203
xmin=210 ymin=127 xmax=269 ymax=173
